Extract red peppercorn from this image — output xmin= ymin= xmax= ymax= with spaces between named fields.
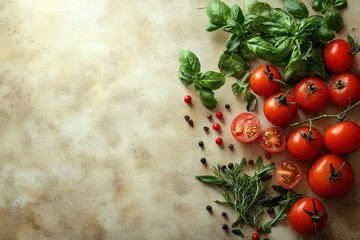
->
xmin=216 ymin=112 xmax=223 ymax=119
xmin=265 ymin=153 xmax=272 ymax=159
xmin=212 ymin=123 xmax=221 ymax=131
xmin=248 ymin=159 xmax=254 ymax=165
xmin=215 ymin=137 xmax=223 ymax=145
xmin=184 ymin=95 xmax=192 ymax=103
xmin=256 ymin=227 xmax=261 ymax=234
xmin=251 ymin=233 xmax=260 ymax=240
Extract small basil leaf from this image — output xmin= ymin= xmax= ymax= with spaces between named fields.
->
xmin=245 ymin=92 xmax=257 ymax=111
xmin=332 ymin=0 xmax=347 ymax=9
xmin=196 ymin=175 xmax=225 ymax=185
xmin=298 ymin=16 xmax=323 ymax=35
xmin=283 ymin=48 xmax=307 ymax=85
xmin=218 ymin=51 xmax=248 ymax=78
xmin=206 ymin=22 xmax=222 ymax=32
xmin=199 ymin=89 xmax=218 ymax=109
xmin=230 ymin=4 xmax=244 ymax=24
xmin=273 ymin=185 xmax=289 ymax=195
xmin=312 ymin=0 xmax=323 ymax=12
xmin=231 ymin=229 xmax=246 ymax=239
xmin=226 ymin=33 xmax=242 ymax=52
xmin=255 ymin=157 xmax=264 ymax=171
xmin=232 ymin=70 xmax=250 ymax=96
xmin=307 ymin=50 xmax=327 ymax=80
xmin=347 ymin=35 xmax=356 ymax=48
xmin=325 ymin=7 xmax=344 ymax=32
xmin=206 ymin=0 xmax=231 ymax=29
xmin=284 ymin=0 xmax=309 ymax=19
xmin=178 ymin=49 xmax=201 ymax=85
xmin=313 ymin=24 xmax=336 ymax=41
xmin=246 ymin=1 xmax=271 ymax=17
xmin=200 ymin=71 xmax=225 ymax=90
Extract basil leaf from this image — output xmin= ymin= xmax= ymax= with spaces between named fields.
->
xmin=199 ymin=89 xmax=217 ymax=109
xmin=246 ymin=1 xmax=271 ymax=17
xmin=312 ymin=0 xmax=324 ymax=12
xmin=284 ymin=0 xmax=309 ymax=19
xmin=255 ymin=157 xmax=264 ymax=171
xmin=232 ymin=71 xmax=250 ymax=96
xmin=230 ymin=4 xmax=244 ymax=24
xmin=245 ymin=92 xmax=257 ymax=111
xmin=231 ymin=229 xmax=246 ymax=239
xmin=332 ymin=0 xmax=347 ymax=9
xmin=200 ymin=71 xmax=225 ymax=90
xmin=273 ymin=185 xmax=289 ymax=195
xmin=347 ymin=35 xmax=356 ymax=48
xmin=313 ymin=24 xmax=335 ymax=41
xmin=247 ymin=36 xmax=292 ymax=62
xmin=325 ymin=7 xmax=344 ymax=32
xmin=298 ymin=16 xmax=323 ymax=35
xmin=226 ymin=33 xmax=242 ymax=52
xmin=178 ymin=49 xmax=201 ymax=85
xmin=259 ymin=22 xmax=289 ymax=35
xmin=206 ymin=0 xmax=231 ymax=31
xmin=196 ymin=175 xmax=225 ymax=185
xmin=218 ymin=51 xmax=248 ymax=78
xmin=307 ymin=50 xmax=327 ymax=80
xmin=283 ymin=48 xmax=307 ymax=85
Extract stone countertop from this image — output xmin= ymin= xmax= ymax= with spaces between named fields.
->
xmin=0 ymin=0 xmax=359 ymax=239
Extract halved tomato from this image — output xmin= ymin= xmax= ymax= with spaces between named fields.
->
xmin=259 ymin=127 xmax=286 ymax=153
xmin=275 ymin=160 xmax=303 ymax=189
xmin=231 ymin=112 xmax=261 ymax=143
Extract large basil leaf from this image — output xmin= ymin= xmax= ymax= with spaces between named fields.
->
xmin=312 ymin=23 xmax=335 ymax=41
xmin=307 ymin=50 xmax=327 ymax=80
xmin=258 ymin=22 xmax=289 ymax=35
xmin=218 ymin=51 xmax=248 ymax=78
xmin=284 ymin=0 xmax=309 ymax=19
xmin=230 ymin=4 xmax=245 ymax=24
xmin=325 ymin=7 xmax=344 ymax=32
xmin=178 ymin=49 xmax=201 ymax=85
xmin=200 ymin=71 xmax=226 ymax=90
xmin=283 ymin=48 xmax=307 ymax=85
xmin=298 ymin=16 xmax=323 ymax=35
xmin=199 ymin=89 xmax=218 ymax=109
xmin=206 ymin=0 xmax=231 ymax=31
xmin=226 ymin=33 xmax=242 ymax=52
xmin=332 ymin=0 xmax=347 ymax=9
xmin=246 ymin=1 xmax=271 ymax=17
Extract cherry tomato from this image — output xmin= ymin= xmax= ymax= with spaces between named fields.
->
xmin=264 ymin=91 xmax=297 ymax=126
xmin=251 ymin=233 xmax=260 ymax=240
xmin=308 ymin=154 xmax=354 ymax=198
xmin=323 ymin=39 xmax=355 ymax=73
xmin=329 ymin=73 xmax=360 ymax=108
xmin=213 ymin=123 xmax=221 ymax=131
xmin=258 ymin=127 xmax=286 ymax=154
xmin=230 ymin=113 xmax=261 ymax=143
xmin=294 ymin=78 xmax=329 ymax=113
xmin=275 ymin=160 xmax=303 ymax=189
xmin=287 ymin=126 xmax=324 ymax=162
xmin=288 ymin=197 xmax=328 ymax=237
xmin=324 ymin=121 xmax=360 ymax=155
xmin=184 ymin=95 xmax=192 ymax=103
xmin=215 ymin=137 xmax=223 ymax=145
xmin=250 ymin=65 xmax=282 ymax=97
xmin=216 ymin=112 xmax=223 ymax=119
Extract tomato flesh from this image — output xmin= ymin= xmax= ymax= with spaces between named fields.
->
xmin=275 ymin=160 xmax=302 ymax=189
xmin=231 ymin=113 xmax=261 ymax=143
xmin=259 ymin=127 xmax=286 ymax=154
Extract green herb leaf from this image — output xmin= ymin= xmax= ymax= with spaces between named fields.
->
xmin=226 ymin=33 xmax=242 ymax=52
xmin=218 ymin=51 xmax=248 ymax=78
xmin=284 ymin=0 xmax=309 ymax=19
xmin=196 ymin=175 xmax=225 ymax=185
xmin=282 ymin=47 xmax=307 ymax=85
xmin=206 ymin=0 xmax=231 ymax=31
xmin=245 ymin=92 xmax=257 ymax=111
xmin=273 ymin=185 xmax=288 ymax=195
xmin=200 ymin=71 xmax=225 ymax=90
xmin=199 ymin=89 xmax=218 ymax=109
xmin=324 ymin=7 xmax=344 ymax=32
xmin=178 ymin=49 xmax=201 ymax=85
xmin=347 ymin=35 xmax=356 ymax=48
xmin=298 ymin=16 xmax=323 ymax=35
xmin=232 ymin=70 xmax=250 ymax=96
xmin=313 ymin=23 xmax=336 ymax=41
xmin=332 ymin=0 xmax=347 ymax=9
xmin=307 ymin=50 xmax=327 ymax=80
xmin=231 ymin=229 xmax=246 ymax=239
xmin=312 ymin=0 xmax=323 ymax=12
xmin=230 ymin=4 xmax=245 ymax=24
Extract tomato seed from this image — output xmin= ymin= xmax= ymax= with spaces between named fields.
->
xmin=222 ymin=224 xmax=228 ymax=230
xmin=184 ymin=115 xmax=190 ymax=121
xmin=200 ymin=158 xmax=206 ymax=164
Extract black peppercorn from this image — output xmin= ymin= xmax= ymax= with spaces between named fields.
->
xmin=198 ymin=141 xmax=204 ymax=147
xmin=184 ymin=115 xmax=190 ymax=121
xmin=206 ymin=205 xmax=212 ymax=212
xmin=222 ymin=224 xmax=228 ymax=230
xmin=225 ymin=104 xmax=230 ymax=109
xmin=220 ymin=165 xmax=227 ymax=172
xmin=203 ymin=126 xmax=209 ymax=132
xmin=228 ymin=144 xmax=234 ymax=149
xmin=227 ymin=163 xmax=234 ymax=169
xmin=200 ymin=158 xmax=206 ymax=164
xmin=207 ymin=114 xmax=212 ymax=120
xmin=188 ymin=119 xmax=193 ymax=126
xmin=221 ymin=212 xmax=227 ymax=217
xmin=267 ymin=207 xmax=275 ymax=214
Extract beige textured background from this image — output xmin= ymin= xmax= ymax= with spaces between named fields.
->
xmin=0 ymin=0 xmax=359 ymax=239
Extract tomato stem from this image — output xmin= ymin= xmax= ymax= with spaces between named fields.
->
xmin=288 ymin=99 xmax=360 ymax=127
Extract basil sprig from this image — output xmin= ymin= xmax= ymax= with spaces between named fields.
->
xmin=312 ymin=0 xmax=347 ymax=32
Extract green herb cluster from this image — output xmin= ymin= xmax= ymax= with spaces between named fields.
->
xmin=312 ymin=0 xmax=347 ymax=32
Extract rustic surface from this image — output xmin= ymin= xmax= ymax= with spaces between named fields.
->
xmin=0 ymin=0 xmax=359 ymax=239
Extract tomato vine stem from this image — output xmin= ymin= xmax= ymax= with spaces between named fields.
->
xmin=288 ymin=99 xmax=360 ymax=127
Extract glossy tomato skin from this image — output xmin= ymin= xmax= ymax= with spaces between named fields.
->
xmin=231 ymin=113 xmax=261 ymax=143
xmin=323 ymin=39 xmax=354 ymax=73
xmin=294 ymin=78 xmax=329 ymax=113
xmin=329 ymin=73 xmax=360 ymax=108
xmin=308 ymin=154 xmax=354 ymax=198
xmin=287 ymin=126 xmax=324 ymax=162
xmin=324 ymin=121 xmax=360 ymax=155
xmin=275 ymin=160 xmax=303 ymax=189
xmin=288 ymin=197 xmax=328 ymax=237
xmin=250 ymin=65 xmax=282 ymax=97
xmin=264 ymin=92 xmax=297 ymax=126
xmin=259 ymin=127 xmax=286 ymax=154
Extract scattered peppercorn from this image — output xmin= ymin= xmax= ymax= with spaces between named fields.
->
xmin=184 ymin=115 xmax=190 ymax=121
xmin=216 ymin=112 xmax=223 ymax=119
xmin=225 ymin=104 xmax=230 ymax=109
xmin=221 ymin=212 xmax=227 ymax=217
xmin=200 ymin=158 xmax=206 ymax=164
xmin=184 ymin=95 xmax=192 ymax=103
xmin=198 ymin=141 xmax=204 ymax=147
xmin=222 ymin=224 xmax=228 ymax=230
xmin=265 ymin=153 xmax=272 ymax=159
xmin=251 ymin=233 xmax=260 ymax=240
xmin=220 ymin=165 xmax=227 ymax=172
xmin=188 ymin=120 xmax=193 ymax=126
xmin=267 ymin=207 xmax=275 ymax=214
xmin=228 ymin=144 xmax=234 ymax=149
xmin=256 ymin=227 xmax=262 ymax=234
xmin=215 ymin=137 xmax=223 ymax=145
xmin=203 ymin=126 xmax=209 ymax=132
xmin=206 ymin=205 xmax=212 ymax=212
xmin=213 ymin=123 xmax=221 ymax=131
xmin=248 ymin=159 xmax=254 ymax=165
xmin=227 ymin=163 xmax=234 ymax=169
xmin=207 ymin=114 xmax=212 ymax=120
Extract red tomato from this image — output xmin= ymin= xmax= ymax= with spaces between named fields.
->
xmin=275 ymin=159 xmax=303 ymax=189
xmin=250 ymin=65 xmax=282 ymax=97
xmin=230 ymin=113 xmax=261 ymax=143
xmin=323 ymin=39 xmax=354 ymax=73
xmin=288 ymin=197 xmax=328 ymax=237
xmin=294 ymin=78 xmax=329 ymax=113
xmin=287 ymin=126 xmax=324 ymax=162
xmin=264 ymin=91 xmax=297 ymax=126
xmin=324 ymin=121 xmax=360 ymax=155
xmin=329 ymin=73 xmax=360 ymax=108
xmin=258 ymin=127 xmax=286 ymax=154
xmin=308 ymin=154 xmax=354 ymax=198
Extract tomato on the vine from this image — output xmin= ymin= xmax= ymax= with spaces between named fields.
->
xmin=230 ymin=113 xmax=261 ymax=143
xmin=287 ymin=126 xmax=324 ymax=162
xmin=258 ymin=127 xmax=286 ymax=154
xmin=264 ymin=91 xmax=297 ymax=126
xmin=250 ymin=65 xmax=283 ymax=97
xmin=294 ymin=78 xmax=329 ymax=113
xmin=324 ymin=121 xmax=360 ymax=155
xmin=323 ymin=39 xmax=356 ymax=73
xmin=329 ymin=73 xmax=360 ymax=108
xmin=275 ymin=160 xmax=302 ymax=189
xmin=308 ymin=154 xmax=354 ymax=198
xmin=288 ymin=197 xmax=328 ymax=237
